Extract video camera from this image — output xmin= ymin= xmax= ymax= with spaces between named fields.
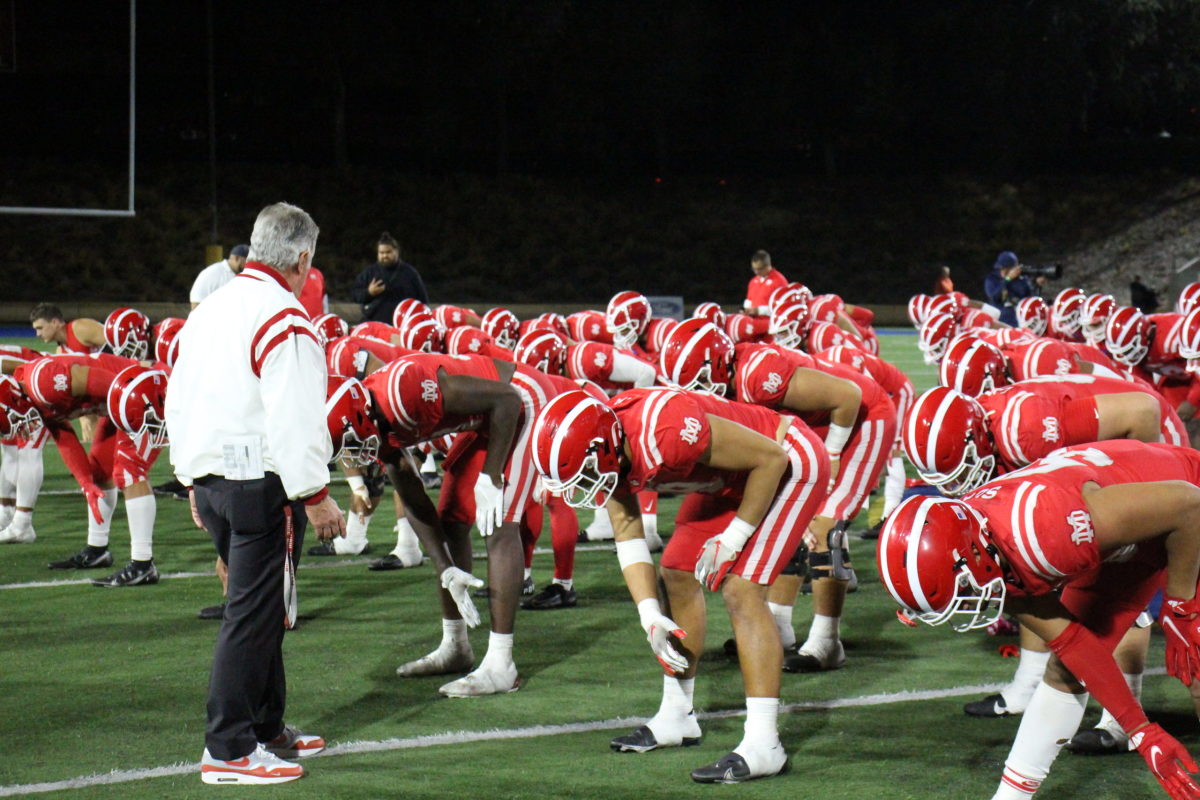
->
xmin=1022 ymin=263 xmax=1063 ymax=280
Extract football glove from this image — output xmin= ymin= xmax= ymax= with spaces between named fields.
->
xmin=82 ymin=483 xmax=106 ymax=525
xmin=643 ymin=614 xmax=689 ymax=675
xmin=473 ymin=474 xmax=505 ymax=536
xmin=694 ymin=535 xmax=740 ymax=591
xmin=1159 ymin=596 xmax=1200 ymax=686
xmin=440 ymin=567 xmax=485 ymax=628
xmin=1131 ymin=723 xmax=1200 ymax=800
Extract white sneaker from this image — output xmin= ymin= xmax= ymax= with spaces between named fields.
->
xmin=397 ymin=641 xmax=474 ymax=677
xmin=200 ymin=744 xmax=304 ymax=785
xmin=0 ymin=525 xmax=35 ymax=544
xmin=439 ymin=663 xmax=520 ymax=697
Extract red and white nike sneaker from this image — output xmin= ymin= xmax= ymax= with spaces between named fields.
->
xmin=200 ymin=744 xmax=304 ymax=785
xmin=263 ymin=725 xmax=326 ymax=758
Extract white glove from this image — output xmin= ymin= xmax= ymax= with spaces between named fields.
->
xmin=532 ymin=476 xmax=547 ymax=505
xmin=638 ymin=599 xmax=689 ymax=674
xmin=440 ymin=567 xmax=485 ymax=628
xmin=473 ymin=473 xmax=505 ymax=536
xmin=694 ymin=535 xmax=741 ymax=591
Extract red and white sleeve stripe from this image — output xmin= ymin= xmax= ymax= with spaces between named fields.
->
xmin=250 ymin=309 xmax=320 ymax=377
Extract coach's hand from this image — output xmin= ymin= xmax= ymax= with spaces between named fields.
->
xmin=306 ymin=496 xmax=347 ymax=542
xmin=187 ymin=487 xmax=207 ymax=531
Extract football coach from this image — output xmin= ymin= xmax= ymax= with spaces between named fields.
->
xmin=166 ymin=202 xmax=346 ymax=785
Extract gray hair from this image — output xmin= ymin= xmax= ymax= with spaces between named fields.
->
xmin=247 ymin=202 xmax=319 ymax=270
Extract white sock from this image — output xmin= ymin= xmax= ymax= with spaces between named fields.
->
xmin=393 ymin=517 xmax=421 ymax=551
xmin=805 ymin=613 xmax=840 ymax=644
xmin=0 ymin=504 xmax=13 ymax=530
xmin=656 ymin=675 xmax=695 ymax=717
xmin=768 ymin=602 xmax=796 ymax=649
xmin=552 ymin=577 xmax=573 ymax=591
xmin=124 ymin=494 xmax=156 ymax=561
xmin=991 ymin=682 xmax=1087 ymax=799
xmin=9 ymin=508 xmax=32 ymax=532
xmin=641 ymin=512 xmax=659 ymax=541
xmin=479 ymin=631 xmax=515 ymax=672
xmin=86 ymin=488 xmax=119 ymax=547
xmin=524 ymin=567 xmax=532 ymax=581
xmin=1001 ymin=649 xmax=1051 ymax=712
xmin=421 ymin=452 xmax=437 ymax=473
xmin=441 ymin=618 xmax=468 ymax=648
xmin=344 ymin=511 xmax=371 ymax=549
xmin=0 ymin=443 xmax=15 ymax=501
xmin=16 ymin=444 xmax=43 ymax=509
xmin=1095 ymin=673 xmax=1141 ymax=737
xmin=883 ymin=455 xmax=905 ymax=518
xmin=738 ymin=696 xmax=781 ymax=750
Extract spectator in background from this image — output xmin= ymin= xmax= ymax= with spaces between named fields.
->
xmin=983 ymin=250 xmax=1040 ymax=326
xmin=352 ymin=232 xmax=428 ymax=323
xmin=298 ymin=264 xmax=327 ymax=319
xmin=744 ymin=249 xmax=787 ymax=316
xmin=933 ymin=265 xmax=953 ymax=295
xmin=190 ymin=244 xmax=249 ymax=309
xmin=1130 ymin=275 xmax=1158 ymax=313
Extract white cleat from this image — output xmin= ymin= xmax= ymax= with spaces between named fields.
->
xmin=0 ymin=525 xmax=35 ymax=544
xmin=396 ymin=642 xmax=474 ymax=677
xmin=438 ymin=664 xmax=520 ymax=697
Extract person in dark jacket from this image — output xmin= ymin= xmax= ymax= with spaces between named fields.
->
xmin=352 ymin=232 xmax=429 ymax=323
xmin=983 ymin=251 xmax=1039 ymax=326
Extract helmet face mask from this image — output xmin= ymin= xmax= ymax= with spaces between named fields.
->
xmin=4 ymin=403 xmax=42 ymax=441
xmin=140 ymin=407 xmax=169 ymax=450
xmin=607 ymin=292 xmax=650 ymax=350
xmin=544 ymin=448 xmax=619 ymax=509
xmin=918 ymin=558 xmax=1007 ymax=632
xmin=340 ymin=427 xmax=381 ymax=466
xmin=924 ymin=439 xmax=996 ymax=497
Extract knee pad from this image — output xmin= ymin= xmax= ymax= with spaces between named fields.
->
xmin=781 ymin=544 xmax=808 ymax=577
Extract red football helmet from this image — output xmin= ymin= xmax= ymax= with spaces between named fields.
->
xmin=691 ymin=301 xmax=727 ymax=330
xmin=925 ymin=293 xmax=962 ymax=323
xmin=528 ymin=312 xmax=569 ymax=338
xmin=1014 ymin=296 xmax=1048 ymax=336
xmin=326 ymin=337 xmax=370 ymax=378
xmin=1104 ymin=306 xmax=1150 ymax=366
xmin=1080 ymin=293 xmax=1117 ymax=347
xmin=1008 ymin=338 xmax=1078 ymax=381
xmin=445 ymin=326 xmax=494 ymax=357
xmin=769 ymin=300 xmax=811 ymax=349
xmin=1181 ymin=307 xmax=1200 ymax=372
xmin=104 ymin=307 xmax=151 ymax=360
xmin=566 ymin=310 xmax=611 ymax=344
xmin=1050 ymin=287 xmax=1086 ymax=337
xmin=939 ymin=336 xmax=1008 ymax=397
xmin=326 ymin=375 xmax=380 ymax=466
xmin=0 ymin=375 xmax=42 ymax=441
xmin=106 ymin=365 xmax=169 ymax=448
xmin=392 ymin=298 xmax=431 ymax=329
xmin=808 ymin=294 xmax=845 ymax=324
xmin=1178 ymin=282 xmax=1200 ymax=316
xmin=311 ymin=313 xmax=349 ymax=347
xmin=787 ymin=282 xmax=814 ymax=305
xmin=606 ymin=291 xmax=651 ymax=349
xmin=876 ymin=495 xmax=1006 ymax=631
xmin=646 ymin=318 xmax=678 ymax=353
xmin=819 ymin=344 xmax=868 ymax=374
xmin=152 ymin=318 xmax=185 ymax=367
xmin=917 ymin=313 xmax=958 ymax=365
xmin=724 ymin=313 xmax=757 ymax=343
xmin=532 ymin=390 xmax=623 ymax=509
xmin=902 ymin=386 xmax=995 ymax=496
xmin=514 ymin=329 xmax=567 ymax=375
xmin=399 ymin=310 xmax=446 ymax=353
xmin=805 ymin=321 xmax=849 ymax=353
xmin=767 ymin=285 xmax=801 ymax=314
xmin=659 ymin=318 xmax=734 ymax=396
xmin=907 ymin=294 xmax=933 ymax=327
xmin=482 ymin=307 xmax=520 ymax=349
xmin=435 ymin=305 xmax=475 ymax=330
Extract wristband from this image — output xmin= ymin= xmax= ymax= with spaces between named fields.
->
xmin=346 ymin=475 xmax=366 ymax=494
xmin=825 ymin=423 xmax=853 ymax=456
xmin=637 ymin=597 xmax=664 ymax=632
xmin=302 ymin=487 xmax=329 ymax=506
xmin=616 ymin=537 xmax=653 ymax=571
xmin=720 ymin=516 xmax=757 ymax=551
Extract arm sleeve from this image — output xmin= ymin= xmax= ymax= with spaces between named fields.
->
xmin=610 ymin=351 xmax=657 ymax=387
xmin=1048 ymin=621 xmax=1148 ymax=733
xmin=50 ymin=422 xmax=97 ymax=488
xmin=256 ymin=310 xmax=332 ymax=500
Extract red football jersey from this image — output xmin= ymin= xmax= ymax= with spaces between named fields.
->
xmin=446 ymin=326 xmax=512 ymax=361
xmin=15 ymin=353 xmax=136 ymax=420
xmin=963 ymin=441 xmax=1200 ymax=597
xmin=62 ymin=320 xmax=101 ymax=355
xmin=609 ymin=387 xmax=781 ymax=495
xmin=745 ymin=268 xmax=788 ymax=310
xmin=566 ymin=310 xmax=613 ymax=344
xmin=815 ymin=346 xmax=910 ymax=401
xmin=565 ymin=342 xmax=618 ymax=391
xmin=0 ymin=345 xmax=43 ymax=373
xmin=363 ymin=354 xmax=501 ymax=450
xmin=1144 ymin=312 xmax=1188 ymax=379
xmin=350 ymin=321 xmax=403 ymax=345
xmin=435 ymin=305 xmax=479 ymax=330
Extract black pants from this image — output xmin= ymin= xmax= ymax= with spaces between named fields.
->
xmin=194 ymin=473 xmax=306 ymax=760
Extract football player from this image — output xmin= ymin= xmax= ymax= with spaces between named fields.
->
xmin=532 ymin=386 xmax=828 ymax=783
xmin=14 ymin=353 xmax=164 ymax=586
xmin=879 ymin=441 xmax=1200 ymax=800
xmin=0 ymin=347 xmax=48 ymax=543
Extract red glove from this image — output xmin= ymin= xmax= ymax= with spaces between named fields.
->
xmin=1131 ymin=723 xmax=1200 ymax=800
xmin=1159 ymin=596 xmax=1200 ymax=686
xmin=81 ymin=483 xmax=106 ymax=525
xmin=997 ymin=643 xmax=1020 ymax=658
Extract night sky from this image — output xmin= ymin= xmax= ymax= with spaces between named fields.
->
xmin=6 ymin=0 xmax=1200 ymax=177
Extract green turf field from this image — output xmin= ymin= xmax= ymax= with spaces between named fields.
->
xmin=0 ymin=332 xmax=1185 ymax=799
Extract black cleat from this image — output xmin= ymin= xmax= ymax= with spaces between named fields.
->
xmin=690 ymin=752 xmax=753 ymax=783
xmin=309 ymin=541 xmax=370 ymax=557
xmin=48 ymin=547 xmax=113 ymax=570
xmin=610 ymin=725 xmax=700 ymax=753
xmin=963 ymin=693 xmax=1016 ymax=718
xmin=198 ymin=602 xmax=226 ymax=620
xmin=521 ymin=583 xmax=577 ymax=610
xmin=91 ymin=560 xmax=160 ymax=587
xmin=473 ymin=577 xmax=534 ymax=599
xmin=419 ymin=472 xmax=442 ymax=489
xmin=1065 ymin=728 xmax=1129 ymax=755
xmin=860 ymin=520 xmax=883 ymax=540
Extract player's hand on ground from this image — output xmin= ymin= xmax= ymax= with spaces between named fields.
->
xmin=1131 ymin=723 xmax=1200 ymax=800
xmin=440 ymin=567 xmax=485 ymax=628
xmin=306 ymin=496 xmax=346 ymax=542
xmin=1160 ymin=596 xmax=1200 ymax=686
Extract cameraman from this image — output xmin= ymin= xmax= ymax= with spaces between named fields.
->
xmin=984 ymin=250 xmax=1042 ymax=326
